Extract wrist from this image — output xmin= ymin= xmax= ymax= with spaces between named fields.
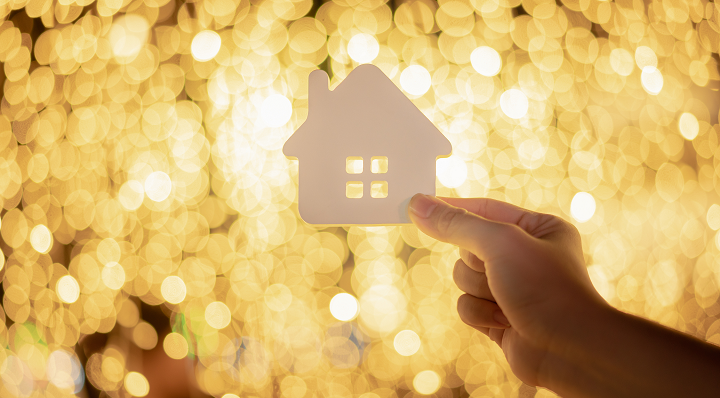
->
xmin=537 ymin=300 xmax=623 ymax=393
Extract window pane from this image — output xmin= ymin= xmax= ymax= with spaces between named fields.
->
xmin=346 ymin=181 xmax=363 ymax=198
xmin=346 ymin=157 xmax=363 ymax=174
xmin=371 ymin=156 xmax=388 ymax=173
xmin=371 ymin=181 xmax=388 ymax=198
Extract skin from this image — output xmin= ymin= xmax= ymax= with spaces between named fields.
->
xmin=408 ymin=194 xmax=720 ymax=398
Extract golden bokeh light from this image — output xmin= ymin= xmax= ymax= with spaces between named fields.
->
xmin=471 ymin=46 xmax=502 ymax=77
xmin=400 ymin=65 xmax=431 ymax=96
xmin=56 ymin=275 xmax=80 ymax=304
xmin=499 ymin=89 xmax=529 ymax=119
xmin=124 ymin=372 xmax=149 ymax=397
xmin=261 ymin=94 xmax=293 ymax=128
xmin=2 ymin=0 xmax=720 ymax=396
xmin=394 ymin=329 xmax=421 ymax=356
xmin=163 ymin=333 xmax=189 ymax=360
xmin=413 ymin=370 xmax=441 ymax=395
xmin=191 ymin=30 xmax=222 ymax=62
xmin=348 ymin=33 xmax=380 ymax=64
xmin=570 ymin=192 xmax=597 ymax=223
xmin=329 ymin=292 xmax=359 ymax=322
xmin=205 ymin=301 xmax=231 ymax=329
xmin=29 ymin=224 xmax=52 ymax=254
xmin=161 ymin=276 xmax=187 ymax=304
xmin=679 ymin=113 xmax=700 ymax=141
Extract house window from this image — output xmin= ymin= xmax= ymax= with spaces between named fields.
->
xmin=371 ymin=156 xmax=388 ymax=173
xmin=346 ymin=181 xmax=363 ymax=198
xmin=346 ymin=157 xmax=363 ymax=174
xmin=371 ymin=181 xmax=388 ymax=198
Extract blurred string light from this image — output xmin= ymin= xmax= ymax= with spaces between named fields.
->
xmin=1 ymin=0 xmax=720 ymax=397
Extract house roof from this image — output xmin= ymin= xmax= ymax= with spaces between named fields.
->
xmin=283 ymin=64 xmax=452 ymax=159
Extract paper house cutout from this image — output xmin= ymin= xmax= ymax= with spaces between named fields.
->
xmin=283 ymin=64 xmax=452 ymax=225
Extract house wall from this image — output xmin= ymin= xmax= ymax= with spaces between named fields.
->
xmin=296 ymin=152 xmax=438 ymax=225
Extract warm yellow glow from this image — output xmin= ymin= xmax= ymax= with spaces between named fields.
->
xmin=124 ymin=372 xmax=149 ymax=397
xmin=133 ymin=322 xmax=158 ymax=350
xmin=109 ymin=14 xmax=149 ymax=60
xmin=394 ymin=330 xmax=421 ymax=356
xmin=57 ymin=275 xmax=80 ymax=304
xmin=118 ymin=181 xmax=145 ymax=211
xmin=471 ymin=46 xmax=502 ymax=77
xmin=161 ymin=276 xmax=187 ymax=304
xmin=570 ymin=192 xmax=596 ymax=223
xmin=29 ymin=224 xmax=52 ymax=254
xmin=163 ymin=333 xmax=189 ymax=360
xmin=708 ymin=204 xmax=720 ymax=231
xmin=635 ymin=46 xmax=658 ymax=69
xmin=437 ymin=156 xmax=468 ymax=188
xmin=205 ymin=301 xmax=231 ymax=329
xmin=499 ymin=89 xmax=529 ymax=119
xmin=102 ymin=262 xmax=126 ymax=290
xmin=400 ymin=65 xmax=432 ymax=96
xmin=144 ymin=172 xmax=172 ymax=202
xmin=261 ymin=94 xmax=293 ymax=127
xmin=413 ymin=370 xmax=441 ymax=395
xmin=641 ymin=66 xmax=663 ymax=95
xmin=329 ymin=293 xmax=358 ymax=321
xmin=222 ymin=395 xmax=241 ymax=398
xmin=347 ymin=33 xmax=379 ymax=64
xmin=678 ymin=113 xmax=699 ymax=140
xmin=191 ymin=30 xmax=222 ymax=62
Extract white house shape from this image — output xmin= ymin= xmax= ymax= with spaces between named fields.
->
xmin=283 ymin=64 xmax=452 ymax=225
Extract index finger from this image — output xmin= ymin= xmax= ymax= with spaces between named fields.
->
xmin=438 ymin=197 xmax=531 ymax=225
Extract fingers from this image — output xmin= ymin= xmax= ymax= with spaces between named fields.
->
xmin=409 ymin=194 xmax=523 ymax=260
xmin=457 ymin=294 xmax=510 ymax=329
xmin=439 ymin=196 xmax=573 ymax=240
xmin=453 ymin=259 xmax=494 ymax=301
xmin=459 ymin=248 xmax=485 ymax=272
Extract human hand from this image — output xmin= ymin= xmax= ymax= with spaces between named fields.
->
xmin=408 ymin=194 xmax=609 ymax=387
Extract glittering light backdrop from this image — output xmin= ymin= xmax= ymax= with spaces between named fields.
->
xmin=1 ymin=0 xmax=720 ymax=397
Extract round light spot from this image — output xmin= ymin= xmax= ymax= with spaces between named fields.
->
xmin=124 ymin=372 xmax=149 ymax=397
xmin=222 ymin=395 xmax=240 ymax=398
xmin=329 ymin=293 xmax=359 ymax=321
xmin=119 ymin=180 xmax=145 ymax=211
xmin=191 ymin=30 xmax=222 ymax=62
xmin=635 ymin=45 xmax=657 ymax=69
xmin=400 ymin=65 xmax=432 ymax=96
xmin=570 ymin=192 xmax=596 ymax=223
xmin=655 ymin=163 xmax=684 ymax=202
xmin=163 ymin=332 xmax=189 ymax=360
xmin=678 ymin=113 xmax=699 ymax=140
xmin=708 ymin=204 xmax=720 ymax=231
xmin=347 ymin=33 xmax=379 ymax=64
xmin=57 ymin=275 xmax=80 ymax=304
xmin=205 ymin=301 xmax=231 ymax=329
xmin=132 ymin=322 xmax=158 ymax=350
xmin=144 ymin=171 xmax=172 ymax=202
xmin=102 ymin=262 xmax=126 ymax=290
xmin=109 ymin=14 xmax=149 ymax=60
xmin=161 ymin=276 xmax=187 ymax=304
xmin=470 ymin=46 xmax=502 ymax=76
xmin=437 ymin=156 xmax=468 ymax=188
xmin=499 ymin=89 xmax=529 ymax=119
xmin=264 ymin=284 xmax=293 ymax=312
xmin=641 ymin=66 xmax=663 ymax=95
xmin=30 ymin=224 xmax=52 ymax=254
xmin=394 ymin=330 xmax=421 ymax=356
xmin=413 ymin=370 xmax=441 ymax=395
xmin=261 ymin=94 xmax=292 ymax=127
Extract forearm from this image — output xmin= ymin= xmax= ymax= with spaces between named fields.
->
xmin=542 ymin=304 xmax=720 ymax=398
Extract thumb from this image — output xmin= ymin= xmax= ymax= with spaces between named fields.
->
xmin=408 ymin=194 xmax=520 ymax=260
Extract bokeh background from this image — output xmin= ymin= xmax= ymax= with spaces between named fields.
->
xmin=1 ymin=0 xmax=720 ymax=397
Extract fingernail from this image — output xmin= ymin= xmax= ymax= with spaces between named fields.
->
xmin=494 ymin=311 xmax=510 ymax=326
xmin=409 ymin=194 xmax=438 ymax=219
